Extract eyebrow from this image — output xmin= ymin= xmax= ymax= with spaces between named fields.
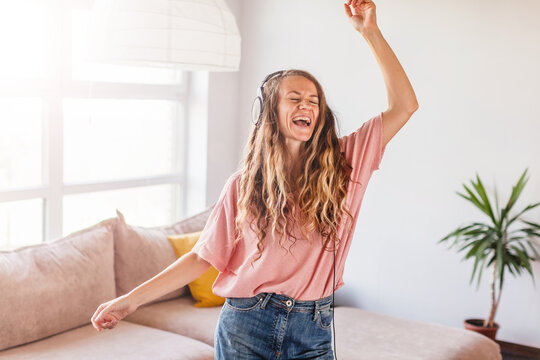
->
xmin=286 ymin=90 xmax=319 ymax=99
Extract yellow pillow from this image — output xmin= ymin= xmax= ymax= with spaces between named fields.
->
xmin=167 ymin=231 xmax=225 ymax=308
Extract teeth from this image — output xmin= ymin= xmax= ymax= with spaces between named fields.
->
xmin=293 ymin=116 xmax=311 ymax=125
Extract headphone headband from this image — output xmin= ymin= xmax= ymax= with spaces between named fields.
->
xmin=251 ymin=70 xmax=286 ymax=125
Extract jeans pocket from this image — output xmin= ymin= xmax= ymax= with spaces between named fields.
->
xmin=225 ymin=295 xmax=263 ymax=312
xmin=316 ymin=305 xmax=334 ymax=330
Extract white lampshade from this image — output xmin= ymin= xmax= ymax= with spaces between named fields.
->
xmin=88 ymin=0 xmax=241 ymax=71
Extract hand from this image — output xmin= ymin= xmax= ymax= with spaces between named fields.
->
xmin=344 ymin=0 xmax=378 ymax=35
xmin=91 ymin=295 xmax=138 ymax=332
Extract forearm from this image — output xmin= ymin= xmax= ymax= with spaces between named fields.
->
xmin=127 ymin=251 xmax=211 ymax=307
xmin=362 ymin=27 xmax=418 ymax=111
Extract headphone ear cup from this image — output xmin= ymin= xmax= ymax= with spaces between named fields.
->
xmin=251 ymin=96 xmax=263 ymax=125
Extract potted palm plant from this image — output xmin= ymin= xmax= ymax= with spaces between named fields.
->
xmin=439 ymin=168 xmax=540 ymax=340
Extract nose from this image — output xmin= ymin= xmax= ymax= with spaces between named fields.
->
xmin=299 ymin=99 xmax=314 ymax=109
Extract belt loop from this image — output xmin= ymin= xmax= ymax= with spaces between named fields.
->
xmin=260 ymin=293 xmax=272 ymax=309
xmin=313 ymin=299 xmax=320 ymax=321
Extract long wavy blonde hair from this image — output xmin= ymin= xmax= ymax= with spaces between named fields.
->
xmin=235 ymin=69 xmax=354 ymax=264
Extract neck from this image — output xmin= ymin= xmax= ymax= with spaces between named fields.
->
xmin=283 ymin=139 xmax=304 ymax=191
xmin=286 ymin=154 xmax=302 ymax=191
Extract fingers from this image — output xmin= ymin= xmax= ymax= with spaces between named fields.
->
xmin=91 ymin=304 xmax=117 ymax=332
xmin=344 ymin=0 xmax=362 ymax=17
xmin=100 ymin=317 xmax=119 ymax=330
xmin=344 ymin=3 xmax=353 ymax=17
xmin=93 ymin=314 xmax=119 ymax=332
xmin=91 ymin=304 xmax=107 ymax=330
xmin=91 ymin=303 xmax=106 ymax=321
xmin=349 ymin=0 xmax=373 ymax=11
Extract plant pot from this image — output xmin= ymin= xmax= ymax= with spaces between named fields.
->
xmin=464 ymin=319 xmax=500 ymax=340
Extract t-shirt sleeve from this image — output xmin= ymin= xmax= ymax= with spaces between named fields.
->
xmin=191 ymin=174 xmax=239 ymax=273
xmin=339 ymin=112 xmax=386 ymax=181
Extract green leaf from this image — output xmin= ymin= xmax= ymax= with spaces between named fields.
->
xmin=507 ymin=262 xmax=516 ymax=276
xmin=526 ymin=240 xmax=540 ymax=260
xmin=496 ymin=240 xmax=504 ymax=284
xmin=515 ymin=243 xmax=534 ymax=277
xmin=508 ymin=254 xmax=524 ymax=276
xmin=470 ymin=240 xmax=491 ymax=289
xmin=470 ymin=253 xmax=481 ymax=287
xmin=522 ymin=229 xmax=540 ymax=238
xmin=459 ymin=185 xmax=491 ymax=218
xmin=506 ymin=259 xmax=521 ymax=276
xmin=522 ymin=219 xmax=540 ymax=230
xmin=439 ymin=224 xmax=486 ymax=251
xmin=500 ymin=169 xmax=528 ymax=224
xmin=438 ymin=224 xmax=475 ymax=243
xmin=465 ymin=233 xmax=493 ymax=259
xmin=506 ymin=202 xmax=540 ymax=227
xmin=498 ymin=260 xmax=505 ymax=293
xmin=520 ymin=242 xmax=537 ymax=287
xmin=473 ymin=174 xmax=499 ymax=227
xmin=494 ymin=184 xmax=500 ymax=223
xmin=507 ymin=235 xmax=526 ymax=243
xmin=458 ymin=240 xmax=480 ymax=253
xmin=463 ymin=227 xmax=489 ymax=236
xmin=502 ymin=169 xmax=529 ymax=218
xmin=476 ymin=255 xmax=489 ymax=289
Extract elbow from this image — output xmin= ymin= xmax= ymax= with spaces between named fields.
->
xmin=391 ymin=100 xmax=419 ymax=115
xmin=408 ymin=101 xmax=419 ymax=114
xmin=191 ymin=251 xmax=211 ymax=268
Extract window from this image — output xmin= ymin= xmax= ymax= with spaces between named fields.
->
xmin=0 ymin=0 xmax=204 ymax=250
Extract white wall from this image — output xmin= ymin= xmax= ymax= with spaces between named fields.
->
xmin=210 ymin=0 xmax=540 ymax=348
xmin=205 ymin=0 xmax=243 ymax=205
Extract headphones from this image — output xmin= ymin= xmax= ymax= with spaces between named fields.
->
xmin=251 ymin=70 xmax=286 ymax=126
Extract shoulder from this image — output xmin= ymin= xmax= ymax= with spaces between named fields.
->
xmin=338 ymin=113 xmax=382 ymax=148
xmin=338 ymin=113 xmax=381 ymax=141
xmin=217 ymin=169 xmax=243 ymax=201
xmin=227 ymin=169 xmax=243 ymax=189
xmin=231 ymin=169 xmax=243 ymax=180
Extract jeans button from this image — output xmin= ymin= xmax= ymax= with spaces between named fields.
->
xmin=286 ymin=300 xmax=292 ymax=307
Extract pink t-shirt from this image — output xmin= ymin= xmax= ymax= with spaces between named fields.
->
xmin=191 ymin=112 xmax=386 ymax=300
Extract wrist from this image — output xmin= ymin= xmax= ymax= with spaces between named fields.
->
xmin=360 ymin=26 xmax=381 ymax=39
xmin=126 ymin=289 xmax=144 ymax=308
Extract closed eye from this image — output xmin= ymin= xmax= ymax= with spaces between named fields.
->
xmin=289 ymin=98 xmax=319 ymax=106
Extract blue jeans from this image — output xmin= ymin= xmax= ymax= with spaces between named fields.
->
xmin=214 ymin=292 xmax=334 ymax=360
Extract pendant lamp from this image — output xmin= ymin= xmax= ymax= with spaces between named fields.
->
xmin=88 ymin=0 xmax=241 ymax=71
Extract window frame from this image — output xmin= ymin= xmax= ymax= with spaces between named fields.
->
xmin=0 ymin=0 xmax=201 ymax=246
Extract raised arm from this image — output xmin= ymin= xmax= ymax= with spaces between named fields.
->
xmin=344 ymin=0 xmax=419 ymax=147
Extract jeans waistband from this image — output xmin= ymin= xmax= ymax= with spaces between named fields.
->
xmin=254 ymin=292 xmax=333 ymax=311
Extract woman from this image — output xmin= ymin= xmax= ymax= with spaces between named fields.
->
xmin=91 ymin=1 xmax=418 ymax=358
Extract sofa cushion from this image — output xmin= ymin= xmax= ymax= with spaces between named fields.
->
xmin=333 ymin=306 xmax=502 ymax=360
xmin=0 ymin=321 xmax=214 ymax=359
xmin=124 ymin=294 xmax=221 ymax=347
xmin=0 ymin=218 xmax=117 ymax=351
xmin=113 ymin=207 xmax=213 ymax=303
xmin=167 ymin=231 xmax=225 ymax=308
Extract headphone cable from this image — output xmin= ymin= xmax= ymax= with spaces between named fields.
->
xmin=332 ymin=239 xmax=338 ymax=360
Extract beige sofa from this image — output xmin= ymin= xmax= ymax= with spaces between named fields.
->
xmin=0 ymin=208 xmax=502 ymax=359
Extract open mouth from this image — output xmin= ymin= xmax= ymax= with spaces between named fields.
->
xmin=292 ymin=115 xmax=311 ymax=128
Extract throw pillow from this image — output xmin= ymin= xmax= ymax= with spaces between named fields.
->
xmin=114 ymin=207 xmax=213 ymax=304
xmin=0 ymin=218 xmax=116 ymax=351
xmin=167 ymin=231 xmax=225 ymax=308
